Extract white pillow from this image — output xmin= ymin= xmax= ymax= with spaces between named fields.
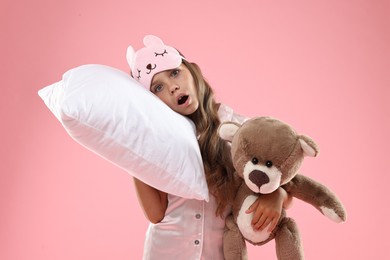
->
xmin=38 ymin=64 xmax=209 ymax=201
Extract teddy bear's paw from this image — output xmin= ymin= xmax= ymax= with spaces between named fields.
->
xmin=320 ymin=206 xmax=346 ymax=223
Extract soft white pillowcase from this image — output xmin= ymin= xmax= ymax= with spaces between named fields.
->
xmin=38 ymin=64 xmax=209 ymax=201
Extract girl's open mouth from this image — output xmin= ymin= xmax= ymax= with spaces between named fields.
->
xmin=178 ymin=95 xmax=189 ymax=105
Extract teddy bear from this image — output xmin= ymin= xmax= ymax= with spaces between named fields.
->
xmin=218 ymin=116 xmax=347 ymax=260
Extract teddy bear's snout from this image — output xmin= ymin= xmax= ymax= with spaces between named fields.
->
xmin=249 ymin=170 xmax=270 ymax=189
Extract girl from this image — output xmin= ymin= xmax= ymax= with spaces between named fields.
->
xmin=127 ymin=35 xmax=292 ymax=260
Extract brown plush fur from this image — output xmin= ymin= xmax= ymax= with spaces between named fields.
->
xmin=219 ymin=117 xmax=347 ymax=260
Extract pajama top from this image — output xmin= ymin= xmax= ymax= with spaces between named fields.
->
xmin=142 ymin=104 xmax=247 ymax=260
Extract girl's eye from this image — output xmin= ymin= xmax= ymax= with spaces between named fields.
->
xmin=171 ymin=69 xmax=180 ymax=77
xmin=154 ymin=84 xmax=163 ymax=92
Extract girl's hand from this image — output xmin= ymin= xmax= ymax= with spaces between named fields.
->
xmin=245 ymin=187 xmax=291 ymax=232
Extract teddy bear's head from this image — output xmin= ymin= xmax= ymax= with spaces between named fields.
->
xmin=219 ymin=117 xmax=319 ymax=194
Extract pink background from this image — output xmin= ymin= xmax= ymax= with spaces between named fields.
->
xmin=1 ymin=0 xmax=389 ymax=259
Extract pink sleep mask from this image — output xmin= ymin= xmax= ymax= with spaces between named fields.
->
xmin=127 ymin=35 xmax=184 ymax=89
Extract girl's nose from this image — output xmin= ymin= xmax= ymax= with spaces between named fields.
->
xmin=169 ymin=84 xmax=180 ymax=94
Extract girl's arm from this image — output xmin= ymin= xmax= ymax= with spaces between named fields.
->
xmin=133 ymin=177 xmax=168 ymax=224
xmin=246 ymin=187 xmax=292 ymax=232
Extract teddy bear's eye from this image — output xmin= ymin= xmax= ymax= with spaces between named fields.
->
xmin=251 ymin=158 xmax=259 ymax=165
xmin=265 ymin=161 xmax=273 ymax=168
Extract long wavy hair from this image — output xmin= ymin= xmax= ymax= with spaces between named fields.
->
xmin=181 ymin=59 xmax=239 ymax=217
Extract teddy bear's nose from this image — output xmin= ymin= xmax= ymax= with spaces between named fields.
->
xmin=249 ymin=170 xmax=269 ymax=189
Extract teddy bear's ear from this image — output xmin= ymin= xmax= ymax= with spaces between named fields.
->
xmin=218 ymin=122 xmax=241 ymax=142
xmin=298 ymin=135 xmax=320 ymax=157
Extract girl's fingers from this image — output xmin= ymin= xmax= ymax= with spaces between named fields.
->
xmin=267 ymin=218 xmax=278 ymax=232
xmin=246 ymin=200 xmax=259 ymax=214
xmin=254 ymin=215 xmax=268 ymax=231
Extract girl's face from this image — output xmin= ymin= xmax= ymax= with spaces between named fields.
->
xmin=150 ymin=63 xmax=199 ymax=116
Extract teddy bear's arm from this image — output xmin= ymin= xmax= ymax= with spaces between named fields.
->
xmin=282 ymin=174 xmax=347 ymax=223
